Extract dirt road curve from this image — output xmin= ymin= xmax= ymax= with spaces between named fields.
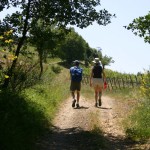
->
xmin=36 ymin=96 xmax=150 ymax=150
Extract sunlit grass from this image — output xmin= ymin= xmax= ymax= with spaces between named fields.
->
xmin=24 ymin=66 xmax=70 ymax=119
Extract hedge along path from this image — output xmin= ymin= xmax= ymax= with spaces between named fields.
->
xmin=36 ymin=95 xmax=149 ymax=150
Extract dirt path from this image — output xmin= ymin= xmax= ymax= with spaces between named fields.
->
xmin=36 ymin=96 xmax=150 ymax=150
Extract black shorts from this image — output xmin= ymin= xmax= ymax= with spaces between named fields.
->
xmin=70 ymin=81 xmax=81 ymax=91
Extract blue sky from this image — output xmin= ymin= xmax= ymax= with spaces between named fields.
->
xmin=74 ymin=0 xmax=150 ymax=74
xmin=0 ymin=1 xmax=150 ymax=74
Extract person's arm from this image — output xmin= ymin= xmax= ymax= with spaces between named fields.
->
xmin=69 ymin=68 xmax=72 ymax=80
xmin=81 ymin=68 xmax=83 ymax=81
xmin=102 ymin=69 xmax=106 ymax=82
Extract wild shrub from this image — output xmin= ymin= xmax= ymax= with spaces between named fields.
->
xmin=51 ymin=64 xmax=62 ymax=73
xmin=140 ymin=71 xmax=150 ymax=98
xmin=9 ymin=59 xmax=40 ymax=92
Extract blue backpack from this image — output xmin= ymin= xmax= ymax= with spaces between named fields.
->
xmin=70 ymin=66 xmax=82 ymax=82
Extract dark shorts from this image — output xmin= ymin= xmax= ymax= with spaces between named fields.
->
xmin=70 ymin=81 xmax=81 ymax=91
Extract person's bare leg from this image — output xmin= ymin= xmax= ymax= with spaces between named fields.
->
xmin=77 ymin=91 xmax=80 ymax=104
xmin=71 ymin=91 xmax=75 ymax=100
xmin=94 ymin=86 xmax=98 ymax=106
xmin=95 ymin=90 xmax=98 ymax=103
xmin=99 ymin=90 xmax=102 ymax=100
xmin=71 ymin=91 xmax=76 ymax=107
xmin=98 ymin=87 xmax=102 ymax=106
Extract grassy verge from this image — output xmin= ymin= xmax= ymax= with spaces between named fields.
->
xmin=105 ymin=87 xmax=150 ymax=142
xmin=0 ymin=64 xmax=70 ymax=150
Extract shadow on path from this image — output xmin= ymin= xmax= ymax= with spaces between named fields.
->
xmin=36 ymin=126 xmax=140 ymax=150
xmin=74 ymin=106 xmax=89 ymax=109
xmin=97 ymin=107 xmax=112 ymax=110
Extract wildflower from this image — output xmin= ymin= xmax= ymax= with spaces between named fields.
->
xmin=5 ymin=40 xmax=9 ymax=43
xmin=5 ymin=75 xmax=9 ymax=78
xmin=11 ymin=56 xmax=17 ymax=61
xmin=4 ymin=32 xmax=9 ymax=36
xmin=8 ymin=54 xmax=13 ymax=60
xmin=9 ymin=30 xmax=13 ymax=33
xmin=8 ymin=39 xmax=14 ymax=43
xmin=0 ymin=36 xmax=4 ymax=39
xmin=8 ymin=54 xmax=17 ymax=60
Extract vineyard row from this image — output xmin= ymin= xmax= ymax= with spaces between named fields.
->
xmin=82 ymin=74 xmax=145 ymax=90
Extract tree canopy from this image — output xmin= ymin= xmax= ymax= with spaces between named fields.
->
xmin=1 ymin=0 xmax=114 ymax=28
xmin=57 ymin=29 xmax=87 ymax=63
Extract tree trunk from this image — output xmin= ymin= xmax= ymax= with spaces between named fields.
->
xmin=39 ymin=52 xmax=43 ymax=79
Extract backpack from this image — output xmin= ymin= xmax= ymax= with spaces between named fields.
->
xmin=70 ymin=66 xmax=82 ymax=82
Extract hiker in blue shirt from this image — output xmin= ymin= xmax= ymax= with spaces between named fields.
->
xmin=70 ymin=60 xmax=83 ymax=108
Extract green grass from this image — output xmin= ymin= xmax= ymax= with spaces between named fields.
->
xmin=24 ymin=67 xmax=70 ymax=121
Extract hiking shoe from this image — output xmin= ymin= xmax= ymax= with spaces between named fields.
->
xmin=72 ymin=99 xmax=76 ymax=107
xmin=76 ymin=103 xmax=80 ymax=108
xmin=98 ymin=99 xmax=102 ymax=106
xmin=95 ymin=102 xmax=98 ymax=107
